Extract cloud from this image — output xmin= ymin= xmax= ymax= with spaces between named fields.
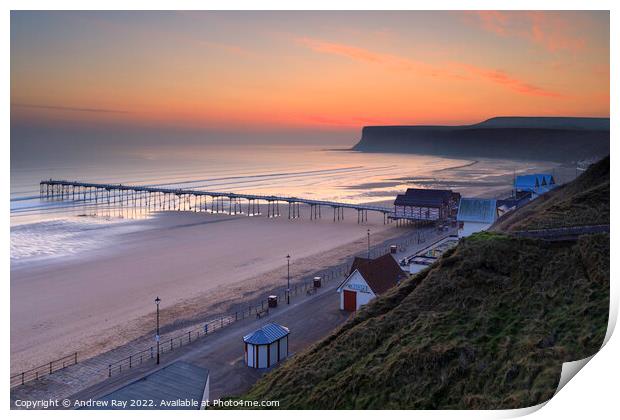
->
xmin=297 ymin=37 xmax=560 ymax=98
xmin=297 ymin=37 xmax=469 ymax=81
xmin=299 ymin=37 xmax=396 ymax=65
xmin=471 ymin=10 xmax=510 ymax=36
xmin=457 ymin=64 xmax=562 ymax=98
xmin=12 ymin=103 xmax=130 ymax=114
xmin=527 ymin=12 xmax=586 ymax=52
xmin=466 ymin=11 xmax=586 ymax=53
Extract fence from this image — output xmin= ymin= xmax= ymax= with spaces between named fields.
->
xmin=12 ymin=226 xmax=447 ymax=386
xmin=512 ymin=224 xmax=610 ymax=240
xmin=106 ymin=263 xmax=351 ymax=377
xmin=104 ymin=229 xmax=445 ymax=377
xmin=10 ymin=353 xmax=78 ymax=388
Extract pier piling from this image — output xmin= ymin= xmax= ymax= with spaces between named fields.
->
xmin=38 ymin=179 xmax=426 ymax=226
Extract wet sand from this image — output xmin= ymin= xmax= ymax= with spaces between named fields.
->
xmin=10 ymin=204 xmax=406 ymax=373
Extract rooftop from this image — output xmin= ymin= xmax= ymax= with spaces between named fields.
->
xmin=89 ymin=361 xmax=208 ymax=410
xmin=243 ymin=323 xmax=289 ymax=345
xmin=457 ymin=198 xmax=498 ymax=224
xmin=394 ymin=188 xmax=457 ymax=207
xmin=515 ymin=174 xmax=555 ymax=190
xmin=344 ymin=253 xmax=407 ymax=295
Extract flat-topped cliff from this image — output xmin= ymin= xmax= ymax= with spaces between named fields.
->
xmin=352 ymin=117 xmax=609 ymax=162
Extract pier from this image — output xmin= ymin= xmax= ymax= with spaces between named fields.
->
xmin=39 ymin=179 xmax=414 ymax=224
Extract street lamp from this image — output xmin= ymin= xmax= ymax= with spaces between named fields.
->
xmin=367 ymin=229 xmax=371 ymax=259
xmin=286 ymin=254 xmax=291 ymax=304
xmin=155 ymin=296 xmax=161 ymax=365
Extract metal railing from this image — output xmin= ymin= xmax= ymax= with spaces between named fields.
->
xmin=10 ymin=353 xmax=78 ymax=388
xmin=12 ymin=227 xmax=446 ymax=386
xmin=106 ymin=264 xmax=351 ymax=377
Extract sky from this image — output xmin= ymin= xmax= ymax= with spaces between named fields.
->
xmin=10 ymin=11 xmax=610 ymax=148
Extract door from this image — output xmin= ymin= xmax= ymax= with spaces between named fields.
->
xmin=343 ymin=290 xmax=357 ymax=311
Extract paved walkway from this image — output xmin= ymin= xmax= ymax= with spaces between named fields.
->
xmin=71 ymin=275 xmax=348 ymax=403
xmin=11 ymin=227 xmax=453 ymax=408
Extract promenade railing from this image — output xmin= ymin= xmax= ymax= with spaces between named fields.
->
xmin=10 ymin=353 xmax=78 ymax=388
xmin=106 ymin=263 xmax=351 ymax=377
xmin=104 ymin=228 xmax=450 ymax=377
xmin=12 ymin=227 xmax=450 ymax=386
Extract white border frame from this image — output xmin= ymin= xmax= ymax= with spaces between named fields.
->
xmin=3 ymin=2 xmax=617 ymax=420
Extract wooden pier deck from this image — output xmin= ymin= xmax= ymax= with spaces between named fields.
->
xmin=39 ymin=179 xmax=423 ymax=224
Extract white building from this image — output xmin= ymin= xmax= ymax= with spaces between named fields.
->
xmin=243 ymin=323 xmax=289 ymax=369
xmin=457 ymin=198 xmax=498 ymax=238
xmin=337 ymin=254 xmax=406 ymax=311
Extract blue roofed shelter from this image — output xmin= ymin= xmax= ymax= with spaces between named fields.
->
xmin=244 ymin=323 xmax=289 ymax=368
xmin=457 ymin=198 xmax=498 ymax=237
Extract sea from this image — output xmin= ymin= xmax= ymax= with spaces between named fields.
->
xmin=10 ymin=143 xmax=556 ymax=266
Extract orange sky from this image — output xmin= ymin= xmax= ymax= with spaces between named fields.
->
xmin=10 ymin=11 xmax=610 ymax=135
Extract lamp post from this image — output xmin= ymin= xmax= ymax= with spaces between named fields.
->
xmin=367 ymin=229 xmax=371 ymax=259
xmin=155 ymin=296 xmax=161 ymax=365
xmin=286 ymin=254 xmax=291 ymax=304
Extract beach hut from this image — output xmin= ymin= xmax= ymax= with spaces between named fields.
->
xmin=243 ymin=323 xmax=289 ymax=368
xmin=456 ymin=198 xmax=498 ymax=237
xmin=337 ymin=254 xmax=407 ymax=311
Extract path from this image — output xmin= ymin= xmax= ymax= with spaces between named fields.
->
xmin=11 ymin=228 xmax=454 ymax=408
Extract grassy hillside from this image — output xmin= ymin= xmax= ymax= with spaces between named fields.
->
xmin=236 ymin=157 xmax=610 ymax=409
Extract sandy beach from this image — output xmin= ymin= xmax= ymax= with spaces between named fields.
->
xmin=10 ymin=204 xmax=412 ymax=373
xmin=9 ymin=157 xmax=575 ymax=374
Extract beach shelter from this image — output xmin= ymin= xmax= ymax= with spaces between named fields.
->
xmin=243 ymin=323 xmax=289 ymax=368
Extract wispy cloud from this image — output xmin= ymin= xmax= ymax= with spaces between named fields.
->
xmin=455 ymin=63 xmax=562 ymax=98
xmin=469 ymin=10 xmax=510 ymax=36
xmin=465 ymin=11 xmax=586 ymax=53
xmin=12 ymin=103 xmax=130 ymax=114
xmin=297 ymin=37 xmax=468 ymax=80
xmin=297 ymin=37 xmax=560 ymax=98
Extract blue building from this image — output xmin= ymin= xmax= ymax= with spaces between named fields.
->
xmin=514 ymin=174 xmax=556 ymax=196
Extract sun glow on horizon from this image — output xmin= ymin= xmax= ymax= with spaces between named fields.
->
xmin=10 ymin=11 xmax=610 ymax=138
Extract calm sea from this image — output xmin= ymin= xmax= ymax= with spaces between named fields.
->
xmin=10 ymin=143 xmax=543 ymax=265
